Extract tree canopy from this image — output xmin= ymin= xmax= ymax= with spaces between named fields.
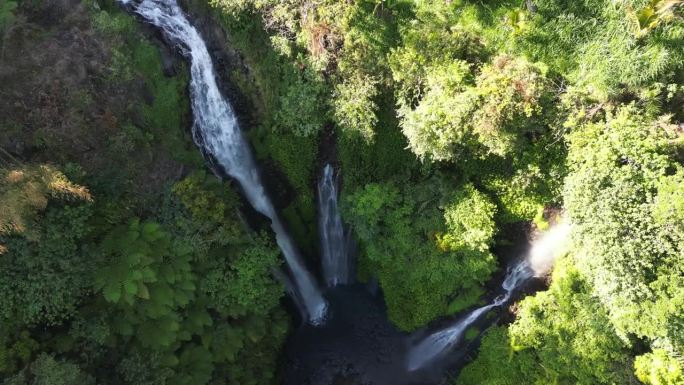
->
xmin=1 ymin=0 xmax=683 ymax=383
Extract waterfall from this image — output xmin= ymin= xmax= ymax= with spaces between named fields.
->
xmin=528 ymin=222 xmax=571 ymax=276
xmin=120 ymin=0 xmax=327 ymax=324
xmin=406 ymin=261 xmax=532 ymax=371
xmin=406 ymin=221 xmax=571 ymax=371
xmin=406 ymin=304 xmax=496 ymax=372
xmin=317 ymin=164 xmax=352 ymax=286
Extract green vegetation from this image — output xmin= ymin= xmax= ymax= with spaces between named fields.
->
xmin=0 ymin=2 xmax=286 ymax=384
xmin=1 ymin=0 xmax=683 ymax=383
xmin=208 ymin=0 xmax=684 ymax=381
xmin=459 ymin=259 xmax=635 ymax=384
xmin=344 ymin=180 xmax=497 ymax=330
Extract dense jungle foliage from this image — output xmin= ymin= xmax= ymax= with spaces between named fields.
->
xmin=0 ymin=0 xmax=683 ymax=384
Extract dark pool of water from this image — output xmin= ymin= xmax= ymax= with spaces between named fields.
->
xmin=283 ymin=283 xmax=493 ymax=385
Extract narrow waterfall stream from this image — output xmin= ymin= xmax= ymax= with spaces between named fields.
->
xmin=406 ymin=260 xmax=534 ymax=371
xmin=318 ymin=164 xmax=352 ymax=287
xmin=118 ymin=0 xmax=327 ymax=324
xmin=406 ymin=222 xmax=571 ymax=372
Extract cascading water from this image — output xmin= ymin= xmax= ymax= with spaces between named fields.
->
xmin=406 ymin=261 xmax=532 ymax=371
xmin=119 ymin=0 xmax=327 ymax=324
xmin=528 ymin=222 xmax=571 ymax=276
xmin=317 ymin=164 xmax=353 ymax=287
xmin=406 ymin=221 xmax=571 ymax=371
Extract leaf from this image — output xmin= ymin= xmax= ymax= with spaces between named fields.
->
xmin=141 ymin=221 xmax=161 ymax=241
xmin=175 ymin=290 xmax=191 ymax=306
xmin=160 ymin=317 xmax=180 ymax=332
xmin=141 ymin=267 xmax=157 ymax=281
xmin=126 ymin=252 xmax=144 ymax=266
xmin=130 ymin=270 xmax=143 ymax=281
xmin=124 ymin=279 xmax=138 ymax=295
xmin=103 ymin=284 xmax=122 ymax=303
xmin=123 ymin=292 xmax=135 ymax=306
xmin=161 ymin=353 xmax=179 ymax=367
xmin=179 ymin=280 xmax=196 ymax=292
xmin=113 ymin=317 xmax=134 ymax=336
xmin=161 ymin=264 xmax=176 ymax=283
xmin=201 ymin=332 xmax=213 ymax=349
xmin=178 ymin=330 xmax=192 ymax=341
xmin=137 ymin=281 xmax=150 ymax=299
xmin=198 ymin=310 xmax=213 ymax=327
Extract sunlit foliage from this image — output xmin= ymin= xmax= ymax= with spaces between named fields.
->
xmin=344 ymin=180 xmax=497 ymax=330
xmin=459 ymin=258 xmax=635 ymax=384
xmin=0 ymin=165 xmax=91 ymax=242
xmin=635 ymin=348 xmax=684 ymax=385
xmin=2 ymin=0 xmax=683 ymax=384
xmin=564 ymin=105 xmax=684 ymax=352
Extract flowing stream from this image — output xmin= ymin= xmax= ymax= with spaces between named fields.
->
xmin=406 ymin=260 xmax=533 ymax=371
xmin=407 ymin=222 xmax=571 ymax=371
xmin=318 ymin=164 xmax=352 ymax=287
xmin=119 ymin=0 xmax=327 ymax=324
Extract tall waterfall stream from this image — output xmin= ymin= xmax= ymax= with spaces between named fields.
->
xmin=119 ymin=0 xmax=328 ymax=324
xmin=119 ymin=1 xmax=571 ymax=383
xmin=318 ymin=164 xmax=353 ymax=287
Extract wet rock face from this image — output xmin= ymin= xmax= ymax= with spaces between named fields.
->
xmin=177 ymin=0 xmax=254 ymax=128
xmin=284 ymin=285 xmax=450 ymax=385
xmin=175 ymin=1 xmax=307 ymax=216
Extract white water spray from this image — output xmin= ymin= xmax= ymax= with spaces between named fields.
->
xmin=318 ymin=164 xmax=353 ymax=287
xmin=406 ymin=220 xmax=571 ymax=371
xmin=528 ymin=222 xmax=571 ymax=276
xmin=120 ymin=0 xmax=327 ymax=324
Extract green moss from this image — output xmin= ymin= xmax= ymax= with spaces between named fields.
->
xmin=135 ymin=45 xmax=198 ymax=166
xmin=280 ymin=194 xmax=317 ymax=254
xmin=211 ymin=10 xmax=282 ymax=121
xmin=447 ymin=286 xmax=486 ymax=315
xmin=339 ymin=90 xmax=418 ymax=191
xmin=92 ymin=2 xmax=198 ymax=168
xmin=0 ymin=0 xmax=17 ymax=32
xmin=344 ymin=181 xmax=497 ymax=331
xmin=532 ymin=207 xmax=550 ymax=231
xmin=464 ymin=327 xmax=480 ymax=342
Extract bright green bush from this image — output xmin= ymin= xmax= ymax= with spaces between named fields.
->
xmin=95 ymin=219 xmax=199 ymax=348
xmin=398 ymin=61 xmax=478 ymax=162
xmin=635 ymin=349 xmax=684 ymax=385
xmin=344 ymin=181 xmax=497 ymax=330
xmin=201 ymin=234 xmax=282 ymax=317
xmin=456 ymin=327 xmax=540 ymax=385
xmin=458 ymin=258 xmax=635 ymax=385
xmin=509 ymin=259 xmax=634 ymax=384
xmin=515 ymin=0 xmax=684 ymax=99
xmin=564 ymin=104 xmax=684 ymax=351
xmin=399 ymin=55 xmax=552 ymax=161
xmin=275 ymin=66 xmax=329 ymax=137
xmin=440 ymin=184 xmax=497 ymax=253
xmin=332 ymin=74 xmax=378 ymax=141
xmin=472 ymin=55 xmax=551 ymax=156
